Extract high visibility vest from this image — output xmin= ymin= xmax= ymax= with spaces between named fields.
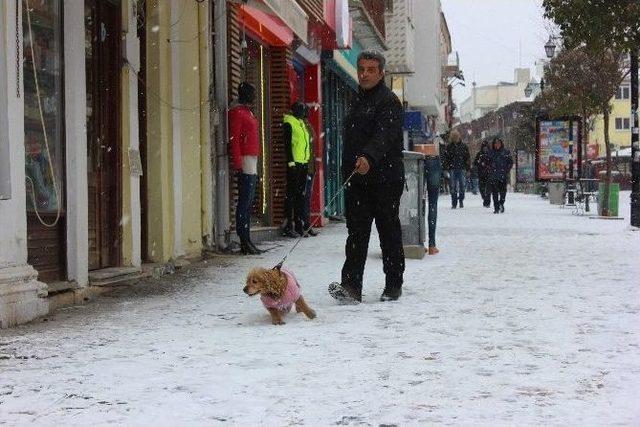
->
xmin=283 ymin=114 xmax=311 ymax=164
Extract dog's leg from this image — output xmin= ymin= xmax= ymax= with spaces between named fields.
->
xmin=295 ymin=296 xmax=316 ymax=319
xmin=268 ymin=308 xmax=285 ymax=325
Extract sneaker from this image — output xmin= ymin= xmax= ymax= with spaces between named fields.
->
xmin=380 ymin=287 xmax=402 ymax=302
xmin=328 ymin=282 xmax=361 ymax=304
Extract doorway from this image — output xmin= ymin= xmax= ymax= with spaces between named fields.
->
xmin=85 ymin=0 xmax=122 ymax=270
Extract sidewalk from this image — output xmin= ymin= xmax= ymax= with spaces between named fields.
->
xmin=1 ymin=193 xmax=639 ymax=425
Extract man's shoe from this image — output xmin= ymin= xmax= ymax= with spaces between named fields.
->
xmin=483 ymin=202 xmax=491 ymax=208
xmin=282 ymin=228 xmax=299 ymax=238
xmin=499 ymin=203 xmax=505 ymax=213
xmin=451 ymin=205 xmax=457 ymax=209
xmin=328 ymin=282 xmax=361 ymax=304
xmin=307 ymin=228 xmax=319 ymax=237
xmin=380 ymin=287 xmax=402 ymax=302
xmin=247 ymin=240 xmax=263 ymax=254
xmin=240 ymin=240 xmax=260 ymax=255
xmin=459 ymin=200 xmax=464 ymax=208
xmin=493 ymin=209 xmax=499 ymax=214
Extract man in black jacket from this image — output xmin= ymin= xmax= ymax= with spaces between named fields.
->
xmin=444 ymin=130 xmax=471 ymax=208
xmin=473 ymin=139 xmax=492 ymax=207
xmin=329 ymin=51 xmax=405 ymax=303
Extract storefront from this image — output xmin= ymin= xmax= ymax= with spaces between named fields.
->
xmin=227 ymin=1 xmax=306 ymax=228
xmin=321 ymin=43 xmax=359 ymax=219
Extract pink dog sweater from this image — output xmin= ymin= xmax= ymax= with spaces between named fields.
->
xmin=260 ymin=267 xmax=300 ymax=312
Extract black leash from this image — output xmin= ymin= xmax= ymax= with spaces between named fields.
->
xmin=274 ymin=169 xmax=358 ymax=270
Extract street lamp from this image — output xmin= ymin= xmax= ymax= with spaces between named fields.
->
xmin=545 ymin=36 xmax=556 ymax=59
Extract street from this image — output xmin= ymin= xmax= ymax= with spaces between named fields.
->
xmin=1 ymin=193 xmax=639 ymax=426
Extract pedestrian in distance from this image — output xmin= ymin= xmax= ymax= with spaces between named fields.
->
xmin=328 ymin=50 xmax=406 ymax=303
xmin=229 ymin=82 xmax=262 ymax=255
xmin=487 ymin=137 xmax=513 ymax=214
xmin=419 ymin=138 xmax=442 ymax=256
xmin=444 ymin=130 xmax=470 ymax=209
xmin=473 ymin=139 xmax=492 ymax=207
xmin=282 ymin=102 xmax=313 ymax=238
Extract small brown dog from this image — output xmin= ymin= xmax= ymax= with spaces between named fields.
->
xmin=244 ymin=267 xmax=316 ymax=325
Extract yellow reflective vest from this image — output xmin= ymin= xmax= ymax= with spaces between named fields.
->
xmin=283 ymin=113 xmax=311 ymax=164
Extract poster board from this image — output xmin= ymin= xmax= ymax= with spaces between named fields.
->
xmin=535 ymin=117 xmax=582 ymax=181
xmin=516 ymin=150 xmax=535 ymax=183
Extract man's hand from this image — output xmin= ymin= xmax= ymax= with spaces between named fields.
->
xmin=355 ymin=156 xmax=370 ymax=175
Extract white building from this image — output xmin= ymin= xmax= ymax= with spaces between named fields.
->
xmin=459 ymin=68 xmax=531 ymax=123
xmin=403 ymin=0 xmax=455 ymax=135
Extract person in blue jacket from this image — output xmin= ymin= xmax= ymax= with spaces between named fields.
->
xmin=488 ymin=137 xmax=513 ymax=213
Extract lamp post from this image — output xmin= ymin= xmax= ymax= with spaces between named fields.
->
xmin=631 ymin=51 xmax=639 ymax=227
xmin=545 ymin=36 xmax=557 ymax=59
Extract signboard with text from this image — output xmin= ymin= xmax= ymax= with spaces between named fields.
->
xmin=535 ymin=117 xmax=582 ymax=181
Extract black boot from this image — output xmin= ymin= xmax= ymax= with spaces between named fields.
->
xmin=247 ymin=240 xmax=263 ymax=254
xmin=240 ymin=239 xmax=260 ymax=255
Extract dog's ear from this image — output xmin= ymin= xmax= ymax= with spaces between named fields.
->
xmin=261 ymin=269 xmax=287 ymax=297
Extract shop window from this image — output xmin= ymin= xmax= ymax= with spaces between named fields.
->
xmin=23 ymin=0 xmax=65 ymax=215
xmin=0 ymin=5 xmax=10 ymax=200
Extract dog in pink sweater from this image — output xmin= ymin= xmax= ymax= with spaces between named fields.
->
xmin=244 ymin=267 xmax=316 ymax=325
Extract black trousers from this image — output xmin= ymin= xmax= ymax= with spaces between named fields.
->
xmin=341 ymin=180 xmax=405 ymax=294
xmin=479 ymin=176 xmax=491 ymax=205
xmin=285 ymin=164 xmax=309 ymax=231
xmin=490 ymin=179 xmax=507 ymax=208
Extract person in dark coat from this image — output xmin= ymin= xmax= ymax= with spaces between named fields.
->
xmin=487 ymin=137 xmax=513 ymax=213
xmin=282 ymin=102 xmax=312 ymax=238
xmin=444 ymin=130 xmax=470 ymax=208
xmin=473 ymin=140 xmax=492 ymax=207
xmin=329 ymin=50 xmax=406 ymax=303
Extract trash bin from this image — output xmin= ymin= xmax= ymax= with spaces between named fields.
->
xmin=399 ymin=151 xmax=425 ymax=259
xmin=548 ymin=181 xmax=565 ymax=205
xmin=598 ymin=182 xmax=620 ymax=217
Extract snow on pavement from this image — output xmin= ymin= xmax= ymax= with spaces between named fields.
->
xmin=1 ymin=193 xmax=639 ymax=426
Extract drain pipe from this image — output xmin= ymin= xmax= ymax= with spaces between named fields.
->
xmin=213 ymin=0 xmax=230 ymax=250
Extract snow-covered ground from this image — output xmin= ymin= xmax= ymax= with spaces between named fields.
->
xmin=1 ymin=192 xmax=639 ymax=426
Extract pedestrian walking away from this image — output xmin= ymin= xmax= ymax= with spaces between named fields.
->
xmin=328 ymin=50 xmax=406 ymax=304
xmin=473 ymin=139 xmax=492 ymax=208
xmin=228 ymin=82 xmax=262 ymax=255
xmin=444 ymin=130 xmax=470 ymax=208
xmin=488 ymin=137 xmax=513 ymax=214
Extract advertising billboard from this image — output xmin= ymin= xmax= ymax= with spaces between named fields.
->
xmin=535 ymin=118 xmax=582 ymax=181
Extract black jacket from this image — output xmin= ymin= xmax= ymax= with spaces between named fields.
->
xmin=342 ymin=81 xmax=405 ymax=185
xmin=473 ymin=146 xmax=491 ymax=179
xmin=445 ymin=141 xmax=471 ymax=171
xmin=487 ymin=146 xmax=513 ymax=182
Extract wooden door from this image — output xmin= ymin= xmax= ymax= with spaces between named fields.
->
xmin=85 ymin=0 xmax=121 ymax=270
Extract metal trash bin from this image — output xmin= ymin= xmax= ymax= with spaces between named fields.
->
xmin=399 ymin=151 xmax=426 ymax=259
xmin=548 ymin=181 xmax=566 ymax=205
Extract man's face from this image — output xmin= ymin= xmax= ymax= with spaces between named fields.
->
xmin=357 ymin=58 xmax=384 ymax=90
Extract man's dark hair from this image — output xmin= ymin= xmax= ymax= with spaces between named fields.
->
xmin=238 ymin=82 xmax=256 ymax=104
xmin=357 ymin=50 xmax=386 ymax=72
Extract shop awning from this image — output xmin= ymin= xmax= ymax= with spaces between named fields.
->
xmin=239 ymin=5 xmax=295 ymax=47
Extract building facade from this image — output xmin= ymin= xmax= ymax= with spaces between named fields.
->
xmin=459 ymin=68 xmax=531 ymax=124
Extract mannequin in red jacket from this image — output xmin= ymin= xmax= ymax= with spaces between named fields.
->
xmin=228 ymin=82 xmax=262 ymax=255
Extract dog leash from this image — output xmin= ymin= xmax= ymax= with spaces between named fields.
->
xmin=274 ymin=169 xmax=358 ymax=270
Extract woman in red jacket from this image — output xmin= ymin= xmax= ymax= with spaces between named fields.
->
xmin=228 ymin=82 xmax=261 ymax=254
